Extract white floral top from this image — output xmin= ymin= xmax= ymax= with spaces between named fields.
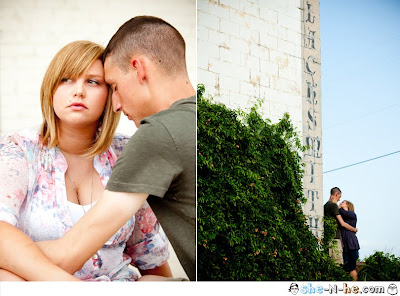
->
xmin=0 ymin=129 xmax=169 ymax=281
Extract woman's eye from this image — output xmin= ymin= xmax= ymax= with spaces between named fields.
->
xmin=61 ymin=78 xmax=72 ymax=83
xmin=88 ymin=79 xmax=99 ymax=85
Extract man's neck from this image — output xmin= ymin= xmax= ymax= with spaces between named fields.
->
xmin=150 ymin=75 xmax=195 ymax=111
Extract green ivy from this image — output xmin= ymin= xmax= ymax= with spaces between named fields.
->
xmin=197 ymin=84 xmax=350 ymax=280
xmin=358 ymin=252 xmax=400 ymax=281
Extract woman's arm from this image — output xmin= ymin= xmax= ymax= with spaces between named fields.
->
xmin=0 ymin=137 xmax=78 ymax=281
xmin=125 ymin=201 xmax=172 ymax=278
xmin=0 ymin=269 xmax=25 ymax=281
xmin=140 ymin=262 xmax=173 ymax=277
xmin=336 ymin=215 xmax=357 ymax=233
xmin=339 ymin=208 xmax=357 ymax=220
xmin=0 ymin=221 xmax=79 ymax=281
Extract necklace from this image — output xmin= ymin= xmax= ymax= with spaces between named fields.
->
xmin=66 ymin=167 xmax=94 ymax=214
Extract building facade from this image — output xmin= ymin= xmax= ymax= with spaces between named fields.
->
xmin=198 ymin=0 xmax=323 ymax=237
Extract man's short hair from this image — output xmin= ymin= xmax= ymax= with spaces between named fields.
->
xmin=330 ymin=187 xmax=342 ymax=196
xmin=103 ymin=16 xmax=187 ymax=76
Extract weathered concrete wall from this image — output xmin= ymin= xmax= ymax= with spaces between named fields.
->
xmin=198 ymin=0 xmax=323 ymax=237
xmin=198 ymin=0 xmax=303 ymax=133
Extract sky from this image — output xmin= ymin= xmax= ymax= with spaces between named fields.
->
xmin=321 ymin=0 xmax=400 ymax=260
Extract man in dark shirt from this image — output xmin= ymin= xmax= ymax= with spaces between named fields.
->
xmin=324 ymin=187 xmax=357 ymax=264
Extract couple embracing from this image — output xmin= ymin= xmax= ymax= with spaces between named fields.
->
xmin=324 ymin=187 xmax=360 ymax=281
xmin=0 ymin=16 xmax=195 ymax=281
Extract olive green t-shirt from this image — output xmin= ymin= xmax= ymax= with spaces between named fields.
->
xmin=106 ymin=96 xmax=196 ymax=280
xmin=324 ymin=200 xmax=340 ymax=239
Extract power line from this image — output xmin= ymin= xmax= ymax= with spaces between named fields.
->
xmin=323 ymin=103 xmax=399 ymax=131
xmin=323 ymin=150 xmax=400 ymax=174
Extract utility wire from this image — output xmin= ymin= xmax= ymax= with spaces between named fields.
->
xmin=323 ymin=150 xmax=400 ymax=174
xmin=323 ymin=103 xmax=399 ymax=131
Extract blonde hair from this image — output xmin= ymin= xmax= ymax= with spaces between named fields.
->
xmin=344 ymin=200 xmax=355 ymax=212
xmin=40 ymin=40 xmax=120 ymax=157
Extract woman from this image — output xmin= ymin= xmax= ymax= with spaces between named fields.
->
xmin=0 ymin=41 xmax=171 ymax=281
xmin=339 ymin=200 xmax=360 ymax=281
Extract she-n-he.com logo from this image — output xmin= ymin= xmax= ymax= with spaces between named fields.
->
xmin=288 ymin=282 xmax=398 ymax=295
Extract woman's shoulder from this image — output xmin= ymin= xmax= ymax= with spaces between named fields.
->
xmin=0 ymin=128 xmax=42 ymax=150
xmin=339 ymin=208 xmax=357 ymax=219
xmin=109 ymin=133 xmax=131 ymax=157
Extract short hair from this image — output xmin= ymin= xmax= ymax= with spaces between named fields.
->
xmin=102 ymin=16 xmax=187 ymax=76
xmin=330 ymin=187 xmax=342 ymax=196
xmin=40 ymin=40 xmax=120 ymax=157
xmin=344 ymin=200 xmax=355 ymax=212
xmin=289 ymin=283 xmax=299 ymax=291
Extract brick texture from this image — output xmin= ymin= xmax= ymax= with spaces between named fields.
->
xmin=197 ymin=0 xmax=303 ymax=133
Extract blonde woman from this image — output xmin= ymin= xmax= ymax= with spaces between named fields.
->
xmin=0 ymin=41 xmax=171 ymax=281
xmin=339 ymin=200 xmax=360 ymax=281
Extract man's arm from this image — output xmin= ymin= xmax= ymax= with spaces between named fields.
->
xmin=0 ymin=221 xmax=79 ymax=281
xmin=336 ymin=215 xmax=358 ymax=233
xmin=37 ymin=190 xmax=148 ymax=274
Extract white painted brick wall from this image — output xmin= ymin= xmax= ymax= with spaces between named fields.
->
xmin=0 ymin=0 xmax=196 ymax=137
xmin=198 ymin=0 xmax=303 ymax=133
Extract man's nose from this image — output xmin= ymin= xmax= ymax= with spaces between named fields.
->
xmin=112 ymin=93 xmax=122 ymax=113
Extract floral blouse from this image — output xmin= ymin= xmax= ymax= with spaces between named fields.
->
xmin=0 ymin=129 xmax=169 ymax=281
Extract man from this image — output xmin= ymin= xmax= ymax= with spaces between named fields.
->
xmin=324 ymin=187 xmax=357 ymax=265
xmin=0 ymin=16 xmax=195 ymax=281
xmin=101 ymin=16 xmax=196 ymax=280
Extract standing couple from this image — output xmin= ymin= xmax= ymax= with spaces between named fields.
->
xmin=0 ymin=16 xmax=195 ymax=281
xmin=324 ymin=187 xmax=360 ymax=281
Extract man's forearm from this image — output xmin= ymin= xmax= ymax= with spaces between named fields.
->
xmin=0 ymin=221 xmax=79 ymax=281
xmin=45 ymin=190 xmax=148 ymax=273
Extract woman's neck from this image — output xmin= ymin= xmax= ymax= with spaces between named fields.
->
xmin=57 ymin=123 xmax=97 ymax=155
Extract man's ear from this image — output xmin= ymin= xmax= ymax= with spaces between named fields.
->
xmin=131 ymin=57 xmax=146 ymax=84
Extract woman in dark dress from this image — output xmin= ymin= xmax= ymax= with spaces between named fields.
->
xmin=339 ymin=200 xmax=360 ymax=281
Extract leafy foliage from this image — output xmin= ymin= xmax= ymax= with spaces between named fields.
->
xmin=358 ymin=252 xmax=400 ymax=281
xmin=197 ymin=84 xmax=350 ymax=280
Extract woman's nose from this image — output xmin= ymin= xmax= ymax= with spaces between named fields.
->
xmin=73 ymin=82 xmax=86 ymax=98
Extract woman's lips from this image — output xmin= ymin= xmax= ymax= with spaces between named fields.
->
xmin=69 ymin=102 xmax=87 ymax=110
